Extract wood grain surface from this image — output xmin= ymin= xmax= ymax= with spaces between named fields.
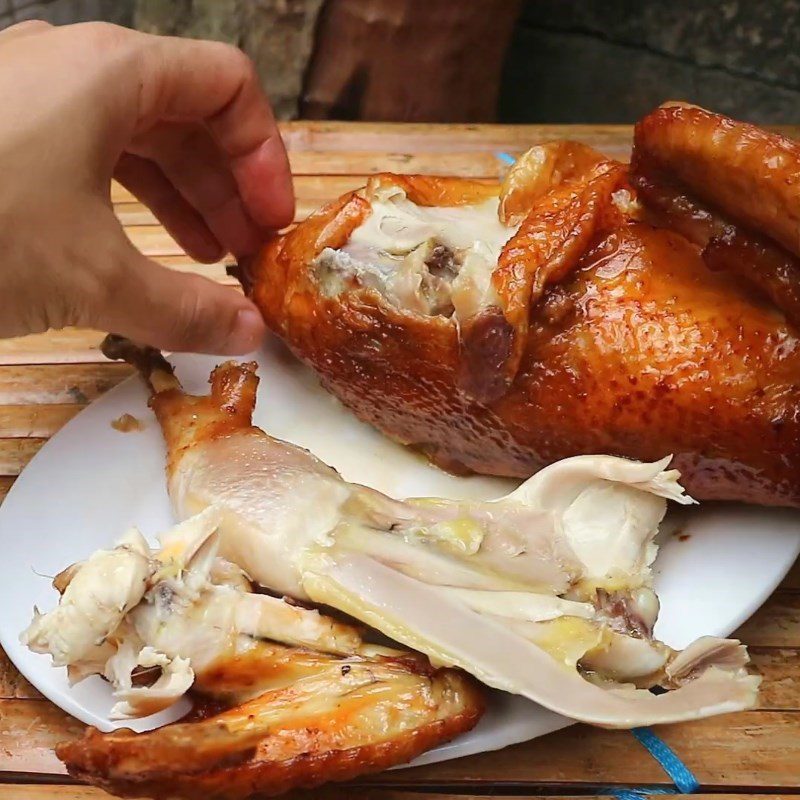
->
xmin=1 ymin=121 xmax=799 ymax=800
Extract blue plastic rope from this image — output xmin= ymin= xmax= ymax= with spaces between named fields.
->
xmin=631 ymin=727 xmax=700 ymax=793
xmin=609 ymin=789 xmax=673 ymax=800
xmin=496 ymin=151 xmax=516 ymax=165
xmin=608 ymin=788 xmax=681 ymax=800
xmin=599 ymin=725 xmax=698 ymax=798
xmin=611 ymin=791 xmax=647 ymax=800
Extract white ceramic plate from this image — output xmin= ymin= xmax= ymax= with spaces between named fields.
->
xmin=1 ymin=335 xmax=799 ymax=767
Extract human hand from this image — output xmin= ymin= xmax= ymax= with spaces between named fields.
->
xmin=0 ymin=20 xmax=294 ymax=354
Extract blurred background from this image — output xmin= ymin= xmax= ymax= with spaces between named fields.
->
xmin=4 ymin=0 xmax=798 ymax=124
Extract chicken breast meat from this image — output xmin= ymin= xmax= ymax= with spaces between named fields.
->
xmin=97 ymin=335 xmax=758 ymax=735
xmin=241 ymin=103 xmax=800 ymax=507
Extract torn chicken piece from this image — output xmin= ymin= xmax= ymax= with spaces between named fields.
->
xmin=23 ymin=506 xmax=483 ymax=799
xmin=106 ymin=645 xmax=194 ymax=720
xmin=61 ymin=657 xmax=479 ymax=800
xmin=103 ymin=336 xmax=760 ymax=730
xmin=22 ymin=528 xmax=150 ymax=668
xmin=23 ymin=506 xmax=365 ymax=717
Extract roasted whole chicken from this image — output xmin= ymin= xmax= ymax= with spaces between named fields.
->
xmin=243 ymin=103 xmax=800 ymax=507
xmin=89 ymin=337 xmax=757 ymax=732
xmin=23 ymin=507 xmax=483 ymax=799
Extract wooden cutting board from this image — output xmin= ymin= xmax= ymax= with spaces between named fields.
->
xmin=1 ymin=121 xmax=800 ymax=800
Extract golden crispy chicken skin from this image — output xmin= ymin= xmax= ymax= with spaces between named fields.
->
xmin=246 ymin=105 xmax=800 ymax=507
xmin=631 ymin=102 xmax=800 ymax=330
xmin=632 ymin=102 xmax=800 ymax=259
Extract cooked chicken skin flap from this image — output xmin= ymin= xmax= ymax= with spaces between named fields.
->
xmin=25 ymin=497 xmax=483 ymax=800
xmin=102 ymin=337 xmax=759 ymax=731
xmin=61 ymin=656 xmax=479 ymax=800
xmin=244 ymin=104 xmax=800 ymax=507
xmin=61 ymin=660 xmax=477 ymax=800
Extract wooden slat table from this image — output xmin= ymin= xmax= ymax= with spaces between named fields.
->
xmin=1 ymin=121 xmax=800 ymax=800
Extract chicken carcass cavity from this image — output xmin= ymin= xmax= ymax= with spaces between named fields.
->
xmin=314 ymin=182 xmax=518 ymax=320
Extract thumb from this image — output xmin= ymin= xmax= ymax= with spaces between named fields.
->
xmin=93 ymin=246 xmax=265 ymax=355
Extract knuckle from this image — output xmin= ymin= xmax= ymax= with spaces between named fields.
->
xmin=15 ymin=298 xmax=51 ymax=336
xmin=6 ymin=19 xmax=51 ymax=35
xmin=45 ymin=296 xmax=78 ymax=331
xmin=210 ymin=42 xmax=257 ymax=87
xmin=34 ymin=276 xmax=85 ymax=331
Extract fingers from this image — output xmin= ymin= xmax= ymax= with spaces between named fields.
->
xmin=95 ymin=244 xmax=265 ymax=354
xmin=10 ymin=198 xmax=263 ymax=353
xmin=114 ymin=153 xmax=224 ymax=263
xmin=126 ymin=125 xmax=264 ymax=258
xmin=59 ymin=211 xmax=265 ymax=354
xmin=137 ymin=35 xmax=294 ymax=231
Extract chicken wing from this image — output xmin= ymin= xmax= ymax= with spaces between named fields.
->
xmin=243 ymin=104 xmax=800 ymax=506
xmin=61 ymin=662 xmax=477 ymax=800
xmin=101 ymin=336 xmax=758 ymax=730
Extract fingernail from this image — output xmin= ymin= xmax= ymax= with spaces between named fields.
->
xmin=223 ymin=308 xmax=265 ymax=354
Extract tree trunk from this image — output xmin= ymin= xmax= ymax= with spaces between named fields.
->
xmin=10 ymin=0 xmax=523 ymax=123
xmin=301 ymin=0 xmax=523 ymax=122
xmin=135 ymin=0 xmax=324 ymax=120
xmin=1 ymin=0 xmax=132 ymax=27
